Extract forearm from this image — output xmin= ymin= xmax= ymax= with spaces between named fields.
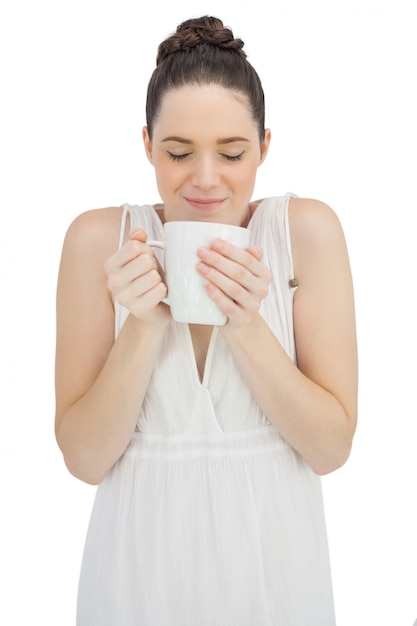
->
xmin=56 ymin=314 xmax=168 ymax=484
xmin=220 ymin=314 xmax=356 ymax=475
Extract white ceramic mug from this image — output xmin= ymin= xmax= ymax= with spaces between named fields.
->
xmin=147 ymin=221 xmax=251 ymax=325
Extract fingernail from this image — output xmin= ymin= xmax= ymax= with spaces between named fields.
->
xmin=197 ymin=247 xmax=210 ymax=259
xmin=129 ymin=229 xmax=146 ymax=240
xmin=196 ymin=262 xmax=209 ymax=274
xmin=211 ymin=239 xmax=223 ymax=250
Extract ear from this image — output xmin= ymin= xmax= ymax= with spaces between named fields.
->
xmin=142 ymin=126 xmax=154 ymax=164
xmin=259 ymin=128 xmax=271 ymax=165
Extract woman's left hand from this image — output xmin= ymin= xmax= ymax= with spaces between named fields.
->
xmin=196 ymin=239 xmax=271 ymax=328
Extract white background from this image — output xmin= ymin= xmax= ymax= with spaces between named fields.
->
xmin=1 ymin=0 xmax=416 ymax=624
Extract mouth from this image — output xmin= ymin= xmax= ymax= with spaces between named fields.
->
xmin=183 ymin=197 xmax=227 ymax=210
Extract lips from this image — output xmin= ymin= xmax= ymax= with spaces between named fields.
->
xmin=184 ymin=197 xmax=226 ymax=210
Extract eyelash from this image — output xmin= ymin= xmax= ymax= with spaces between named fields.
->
xmin=167 ymin=151 xmax=244 ymax=162
xmin=226 ymin=152 xmax=244 ymax=162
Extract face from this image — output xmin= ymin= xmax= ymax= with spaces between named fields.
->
xmin=142 ymin=85 xmax=271 ymax=226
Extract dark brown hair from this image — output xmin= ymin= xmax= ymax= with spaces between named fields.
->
xmin=146 ymin=16 xmax=265 ymax=141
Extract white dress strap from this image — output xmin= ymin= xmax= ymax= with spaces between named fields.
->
xmin=118 ymin=204 xmax=130 ymax=249
xmin=114 ymin=204 xmax=130 ymax=338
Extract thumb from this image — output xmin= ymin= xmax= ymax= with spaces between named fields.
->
xmin=129 ymin=228 xmax=148 ymax=243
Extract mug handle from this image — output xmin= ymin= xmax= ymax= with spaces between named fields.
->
xmin=146 ymin=240 xmax=169 ymax=305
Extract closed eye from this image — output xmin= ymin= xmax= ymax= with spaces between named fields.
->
xmin=167 ymin=151 xmax=191 ymax=161
xmin=223 ymin=152 xmax=245 ymax=161
xmin=167 ymin=150 xmax=245 ymax=162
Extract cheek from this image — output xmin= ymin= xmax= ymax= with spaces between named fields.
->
xmin=154 ymin=162 xmax=178 ymax=190
xmin=233 ymin=163 xmax=258 ymax=189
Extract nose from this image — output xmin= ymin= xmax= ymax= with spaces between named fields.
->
xmin=191 ymin=154 xmax=220 ymax=189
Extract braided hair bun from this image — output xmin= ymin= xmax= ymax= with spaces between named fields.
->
xmin=156 ymin=16 xmax=246 ymax=65
xmin=146 ymin=15 xmax=265 ymax=142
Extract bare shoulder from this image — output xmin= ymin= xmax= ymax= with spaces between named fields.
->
xmin=57 ymin=206 xmax=127 ymax=309
xmin=288 ymin=197 xmax=349 ymax=283
xmin=288 ymin=197 xmax=344 ymax=242
xmin=63 ymin=206 xmax=125 ymax=260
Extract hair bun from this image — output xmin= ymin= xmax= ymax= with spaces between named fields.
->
xmin=157 ymin=16 xmax=245 ymax=65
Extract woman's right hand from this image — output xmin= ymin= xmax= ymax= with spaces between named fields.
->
xmin=104 ymin=228 xmax=171 ymax=323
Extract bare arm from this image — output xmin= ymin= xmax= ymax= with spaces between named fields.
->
xmin=55 ymin=208 xmax=170 ymax=484
xmin=196 ymin=198 xmax=358 ymax=475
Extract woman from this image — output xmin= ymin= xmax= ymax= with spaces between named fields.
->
xmin=55 ymin=15 xmax=358 ymax=626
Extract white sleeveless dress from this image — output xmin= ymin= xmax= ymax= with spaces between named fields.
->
xmin=76 ymin=195 xmax=336 ymax=626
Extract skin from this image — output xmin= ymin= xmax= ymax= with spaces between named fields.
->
xmin=55 ymin=84 xmax=358 ymax=484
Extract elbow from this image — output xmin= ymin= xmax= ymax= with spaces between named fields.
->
xmin=309 ymin=441 xmax=353 ymax=476
xmin=56 ymin=434 xmax=108 ymax=485
xmin=310 ymin=407 xmax=357 ymax=476
xmin=64 ymin=456 xmax=106 ymax=485
xmin=55 ymin=422 xmax=113 ymax=485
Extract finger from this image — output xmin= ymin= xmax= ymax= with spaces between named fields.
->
xmin=128 ymin=229 xmax=166 ymax=278
xmin=122 ymin=253 xmax=158 ymax=285
xmin=105 ymin=243 xmax=153 ymax=277
xmin=204 ymin=282 xmax=254 ymax=326
xmin=105 ymin=232 xmax=156 ymax=276
xmin=196 ymin=247 xmax=271 ymax=313
xmin=116 ymin=267 xmax=165 ymax=306
xmin=246 ymin=246 xmax=263 ymax=261
xmin=106 ymin=252 xmax=158 ymax=294
xmin=196 ymin=247 xmax=270 ymax=290
xmin=129 ymin=229 xmax=148 ymax=243
xmin=120 ymin=280 xmax=168 ymax=318
xmin=196 ymin=259 xmax=251 ymax=296
xmin=204 ymin=269 xmax=263 ymax=312
xmin=204 ymin=240 xmax=267 ymax=278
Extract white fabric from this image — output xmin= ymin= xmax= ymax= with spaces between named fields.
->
xmin=77 ymin=195 xmax=336 ymax=625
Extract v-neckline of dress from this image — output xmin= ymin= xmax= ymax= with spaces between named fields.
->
xmin=183 ymin=324 xmax=219 ymax=388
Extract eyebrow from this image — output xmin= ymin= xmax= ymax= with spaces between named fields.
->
xmin=161 ymin=136 xmax=250 ymax=145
